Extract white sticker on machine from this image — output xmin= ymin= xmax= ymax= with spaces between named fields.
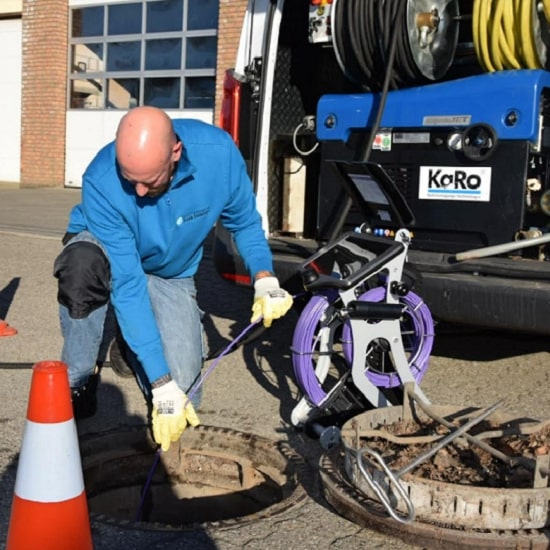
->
xmin=418 ymin=166 xmax=492 ymax=201
xmin=393 ymin=132 xmax=430 ymax=144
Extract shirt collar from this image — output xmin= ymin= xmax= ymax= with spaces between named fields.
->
xmin=170 ymin=135 xmax=196 ymax=189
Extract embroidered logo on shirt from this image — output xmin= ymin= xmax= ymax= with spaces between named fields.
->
xmin=177 ymin=207 xmax=209 ymax=225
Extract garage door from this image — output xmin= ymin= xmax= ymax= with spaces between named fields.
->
xmin=0 ymin=18 xmax=22 ymax=184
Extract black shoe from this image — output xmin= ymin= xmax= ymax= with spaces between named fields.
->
xmin=109 ymin=333 xmax=135 ymax=378
xmin=71 ymin=371 xmax=100 ymax=420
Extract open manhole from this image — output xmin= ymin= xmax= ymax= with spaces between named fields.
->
xmin=319 ymin=401 xmax=550 ymax=549
xmin=79 ymin=424 xmax=309 ymax=530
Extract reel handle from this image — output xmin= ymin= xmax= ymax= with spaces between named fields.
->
xmin=346 ymin=301 xmax=404 ymax=320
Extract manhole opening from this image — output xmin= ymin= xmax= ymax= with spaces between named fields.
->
xmin=81 ymin=425 xmax=309 ymax=531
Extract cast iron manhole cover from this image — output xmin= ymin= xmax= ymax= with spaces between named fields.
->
xmin=80 ymin=424 xmax=309 ymax=531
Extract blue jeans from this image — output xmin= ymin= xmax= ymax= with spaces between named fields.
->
xmin=59 ymin=235 xmax=207 ymax=407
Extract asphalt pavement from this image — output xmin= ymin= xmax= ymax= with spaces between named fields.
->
xmin=3 ymin=187 xmax=550 ymax=550
xmin=0 ymin=187 xmax=426 ymax=550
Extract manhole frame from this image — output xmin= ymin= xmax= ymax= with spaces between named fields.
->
xmin=339 ymin=404 xmax=550 ymax=531
xmin=320 ymin=447 xmax=550 ymax=550
xmin=318 ymin=401 xmax=550 ymax=549
xmin=80 ymin=424 xmax=311 ymax=532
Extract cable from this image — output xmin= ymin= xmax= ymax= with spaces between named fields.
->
xmin=332 ymin=0 xmax=433 ymax=91
xmin=292 ymin=122 xmax=319 ymax=156
xmin=136 ymin=449 xmax=161 ymax=521
xmin=291 ymin=288 xmax=434 ymax=407
xmin=472 ymin=0 xmax=544 ymax=71
xmin=136 ymin=317 xmax=265 ymax=521
xmin=291 ymin=292 xmax=338 ymax=406
xmin=188 ymin=319 xmax=263 ymax=403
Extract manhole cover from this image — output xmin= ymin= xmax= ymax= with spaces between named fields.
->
xmin=80 ymin=425 xmax=309 ymax=531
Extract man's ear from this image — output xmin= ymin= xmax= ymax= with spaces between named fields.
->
xmin=172 ymin=140 xmax=183 ymax=161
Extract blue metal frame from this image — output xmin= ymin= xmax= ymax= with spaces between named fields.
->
xmin=316 ymin=69 xmax=550 ymax=143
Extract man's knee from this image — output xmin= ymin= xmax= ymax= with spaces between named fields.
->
xmin=54 ymin=240 xmax=111 ymax=319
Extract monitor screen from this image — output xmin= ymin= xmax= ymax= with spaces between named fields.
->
xmin=335 ymin=161 xmax=415 ymax=228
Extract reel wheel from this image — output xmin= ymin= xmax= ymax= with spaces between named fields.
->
xmin=291 ymin=287 xmax=434 ymax=408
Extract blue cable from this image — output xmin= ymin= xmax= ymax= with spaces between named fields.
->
xmin=135 ymin=318 xmax=263 ymax=521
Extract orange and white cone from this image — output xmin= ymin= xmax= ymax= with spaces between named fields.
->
xmin=6 ymin=360 xmax=93 ymax=550
xmin=0 ymin=319 xmax=17 ymax=337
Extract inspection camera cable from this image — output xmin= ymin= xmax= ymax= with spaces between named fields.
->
xmin=291 ymin=287 xmax=434 ymax=408
xmin=136 ymin=317 xmax=265 ymax=521
xmin=136 ymin=278 xmax=433 ymax=518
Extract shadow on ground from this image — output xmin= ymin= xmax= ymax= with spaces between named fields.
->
xmin=432 ymin=322 xmax=550 ymax=361
xmin=0 ymin=278 xmax=20 ymax=319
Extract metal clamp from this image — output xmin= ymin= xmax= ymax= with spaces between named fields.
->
xmin=356 ymin=445 xmax=415 ymax=523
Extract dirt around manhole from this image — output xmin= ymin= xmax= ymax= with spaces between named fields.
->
xmin=361 ymin=415 xmax=550 ymax=488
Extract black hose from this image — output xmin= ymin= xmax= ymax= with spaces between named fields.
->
xmin=328 ymin=0 xmax=410 ymax=243
xmin=334 ymin=0 xmax=427 ymax=91
xmin=334 ymin=0 xmax=366 ymax=88
xmin=356 ymin=0 xmax=409 ymax=162
xmin=347 ymin=0 xmax=370 ymax=87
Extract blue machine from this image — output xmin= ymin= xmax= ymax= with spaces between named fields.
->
xmin=314 ymin=70 xmax=550 ymax=253
xmin=317 ymin=70 xmax=550 ymax=144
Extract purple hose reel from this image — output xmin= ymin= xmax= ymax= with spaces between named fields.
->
xmin=291 ymin=287 xmax=434 ymax=408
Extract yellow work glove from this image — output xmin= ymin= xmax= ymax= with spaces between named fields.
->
xmin=151 ymin=379 xmax=200 ymax=452
xmin=251 ymin=276 xmax=293 ymax=328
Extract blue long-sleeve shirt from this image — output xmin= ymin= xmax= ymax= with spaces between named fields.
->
xmin=66 ymin=119 xmax=273 ymax=382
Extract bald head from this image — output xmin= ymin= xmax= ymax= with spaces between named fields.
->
xmin=116 ymin=106 xmax=182 ymax=197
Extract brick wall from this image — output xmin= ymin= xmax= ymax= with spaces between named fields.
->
xmin=18 ymin=0 xmax=245 ymax=188
xmin=20 ymin=0 xmax=68 ymax=188
xmin=215 ymin=0 xmax=247 ymax=125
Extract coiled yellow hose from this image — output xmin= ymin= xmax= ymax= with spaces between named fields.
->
xmin=472 ymin=0 xmax=548 ymax=71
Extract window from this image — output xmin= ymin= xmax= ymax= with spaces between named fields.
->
xmin=68 ymin=0 xmax=218 ymax=110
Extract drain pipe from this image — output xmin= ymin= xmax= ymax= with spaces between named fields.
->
xmin=454 ymin=233 xmax=550 ymax=262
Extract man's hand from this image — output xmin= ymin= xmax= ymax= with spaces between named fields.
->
xmin=251 ymin=276 xmax=293 ymax=327
xmin=151 ymin=380 xmax=200 ymax=452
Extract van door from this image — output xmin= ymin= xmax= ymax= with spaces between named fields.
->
xmin=253 ymin=0 xmax=285 ymax=235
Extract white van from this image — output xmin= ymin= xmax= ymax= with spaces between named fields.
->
xmin=214 ymin=0 xmax=550 ymax=337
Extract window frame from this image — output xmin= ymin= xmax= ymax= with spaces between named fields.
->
xmin=68 ymin=0 xmax=218 ymax=111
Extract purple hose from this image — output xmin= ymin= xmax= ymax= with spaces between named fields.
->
xmin=137 ymin=319 xmax=262 ymax=521
xmin=291 ymin=292 xmax=337 ymax=406
xmin=291 ymin=288 xmax=434 ymax=406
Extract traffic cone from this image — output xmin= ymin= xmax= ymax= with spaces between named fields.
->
xmin=0 ymin=319 xmax=17 ymax=337
xmin=6 ymin=360 xmax=93 ymax=550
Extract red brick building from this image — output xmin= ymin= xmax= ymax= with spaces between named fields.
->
xmin=0 ymin=0 xmax=247 ymax=188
